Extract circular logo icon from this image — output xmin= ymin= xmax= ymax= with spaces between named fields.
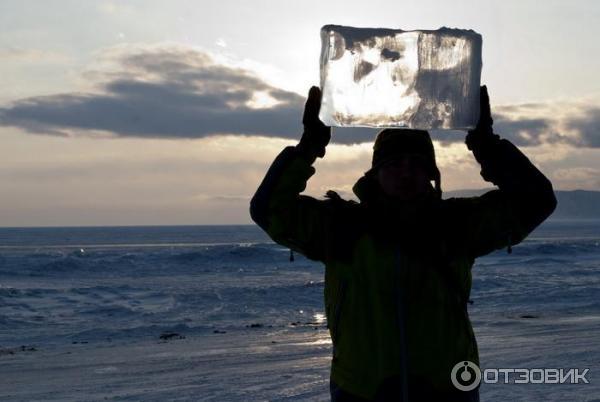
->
xmin=451 ymin=360 xmax=482 ymax=391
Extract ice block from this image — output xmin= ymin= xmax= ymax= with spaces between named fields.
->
xmin=319 ymin=25 xmax=482 ymax=130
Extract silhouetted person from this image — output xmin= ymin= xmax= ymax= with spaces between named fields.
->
xmin=250 ymin=86 xmax=557 ymax=402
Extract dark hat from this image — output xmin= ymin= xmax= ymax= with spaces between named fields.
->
xmin=369 ymin=128 xmax=442 ymax=197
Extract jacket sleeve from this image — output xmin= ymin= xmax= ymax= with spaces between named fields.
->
xmin=249 ymin=145 xmax=335 ymax=262
xmin=455 ymin=134 xmax=557 ymax=258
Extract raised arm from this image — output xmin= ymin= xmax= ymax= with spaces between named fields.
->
xmin=250 ymin=87 xmax=335 ymax=261
xmin=453 ymin=86 xmax=557 ymax=258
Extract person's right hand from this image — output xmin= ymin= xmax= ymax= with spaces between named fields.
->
xmin=297 ymin=86 xmax=331 ymax=159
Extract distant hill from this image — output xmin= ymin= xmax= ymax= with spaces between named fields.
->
xmin=444 ymin=189 xmax=600 ymax=220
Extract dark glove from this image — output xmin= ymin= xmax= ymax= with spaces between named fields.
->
xmin=465 ymin=85 xmax=498 ymax=151
xmin=465 ymin=84 xmax=546 ymax=195
xmin=465 ymin=85 xmax=503 ymax=184
xmin=296 ymin=86 xmax=331 ymax=161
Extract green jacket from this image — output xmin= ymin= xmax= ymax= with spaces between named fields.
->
xmin=250 ymin=136 xmax=556 ymax=399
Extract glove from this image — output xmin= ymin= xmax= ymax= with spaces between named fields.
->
xmin=465 ymin=85 xmax=497 ymax=151
xmin=465 ymin=85 xmax=503 ymax=184
xmin=297 ymin=86 xmax=331 ymax=160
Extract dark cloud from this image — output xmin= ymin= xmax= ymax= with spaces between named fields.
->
xmin=429 ymin=115 xmax=556 ymax=147
xmin=493 ymin=115 xmax=553 ymax=146
xmin=431 ymin=113 xmax=560 ymax=147
xmin=0 ymin=46 xmax=598 ymax=147
xmin=432 ymin=107 xmax=600 ymax=148
xmin=429 ymin=130 xmax=465 ymax=146
xmin=0 ymin=46 xmax=375 ymax=144
xmin=491 ymin=106 xmax=600 ymax=148
xmin=567 ymin=107 xmax=600 ymax=147
xmin=0 ymin=48 xmax=301 ymax=139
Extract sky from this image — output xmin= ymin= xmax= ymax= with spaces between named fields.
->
xmin=1 ymin=0 xmax=599 ymax=226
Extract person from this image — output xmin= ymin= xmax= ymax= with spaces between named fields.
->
xmin=249 ymin=86 xmax=557 ymax=401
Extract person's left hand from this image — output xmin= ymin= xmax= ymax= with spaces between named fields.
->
xmin=466 ymin=85 xmax=494 ymax=150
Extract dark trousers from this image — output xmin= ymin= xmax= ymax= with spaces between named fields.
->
xmin=330 ymin=378 xmax=480 ymax=402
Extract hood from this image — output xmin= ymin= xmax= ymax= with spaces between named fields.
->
xmin=352 ymin=172 xmax=439 ymax=206
xmin=352 ymin=173 xmax=379 ymax=204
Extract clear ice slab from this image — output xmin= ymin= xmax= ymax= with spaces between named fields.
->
xmin=319 ymin=25 xmax=482 ymax=130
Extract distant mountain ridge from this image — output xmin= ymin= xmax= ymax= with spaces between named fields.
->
xmin=444 ymin=189 xmax=600 ymax=220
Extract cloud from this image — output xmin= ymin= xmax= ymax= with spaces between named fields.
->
xmin=0 ymin=46 xmax=306 ymax=139
xmin=429 ymin=116 xmax=556 ymax=147
xmin=0 ymin=44 xmax=598 ymax=147
xmin=0 ymin=46 xmax=69 ymax=63
xmin=492 ymin=116 xmax=552 ymax=146
xmin=431 ymin=101 xmax=600 ymax=148
xmin=566 ymin=107 xmax=600 ymax=147
xmin=0 ymin=45 xmax=375 ymax=144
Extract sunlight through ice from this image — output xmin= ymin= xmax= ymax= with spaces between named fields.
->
xmin=319 ymin=25 xmax=482 ymax=130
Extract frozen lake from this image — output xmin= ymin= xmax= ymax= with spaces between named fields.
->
xmin=1 ymin=222 xmax=599 ymax=401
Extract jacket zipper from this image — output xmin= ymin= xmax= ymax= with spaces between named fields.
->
xmin=331 ymin=279 xmax=346 ymax=345
xmin=395 ymin=247 xmax=409 ymax=402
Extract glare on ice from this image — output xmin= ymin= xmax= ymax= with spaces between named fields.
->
xmin=318 ymin=25 xmax=482 ymax=130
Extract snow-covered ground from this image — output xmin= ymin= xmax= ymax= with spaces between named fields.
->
xmin=1 ymin=325 xmax=331 ymax=401
xmin=1 ymin=223 xmax=599 ymax=401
